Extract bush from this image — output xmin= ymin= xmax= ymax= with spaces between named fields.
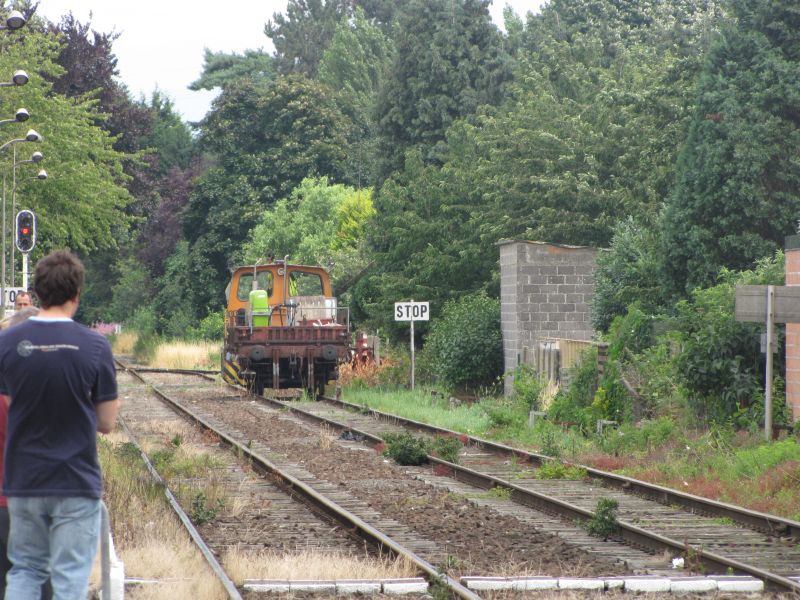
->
xmin=382 ymin=432 xmax=429 ymax=466
xmin=430 ymin=436 xmax=462 ymax=464
xmin=420 ymin=292 xmax=503 ymax=392
xmin=512 ymin=366 xmax=544 ymax=411
xmin=591 ymin=218 xmax=667 ymax=333
xmin=673 ymin=258 xmax=781 ymax=425
xmin=189 ymin=310 xmax=225 ymax=341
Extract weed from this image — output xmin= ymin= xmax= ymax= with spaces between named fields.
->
xmin=537 ymin=461 xmax=588 ymax=480
xmin=171 ymin=434 xmax=183 ymax=448
xmin=583 ymin=498 xmax=619 ymax=540
xmin=190 ymin=491 xmax=224 ymax=526
xmin=710 ymin=516 xmax=735 ymax=526
xmin=430 ymin=436 xmax=462 ymax=464
xmin=382 ymin=433 xmax=429 ymax=466
xmin=487 ymin=486 xmax=513 ymax=500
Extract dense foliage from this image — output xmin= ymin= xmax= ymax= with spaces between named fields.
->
xmin=420 ymin=293 xmax=503 ymax=392
xmin=21 ymin=0 xmax=800 ymax=431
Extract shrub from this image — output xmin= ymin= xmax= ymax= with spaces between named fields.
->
xmin=591 ymin=218 xmax=667 ymax=333
xmin=537 ymin=461 xmax=587 ymax=480
xmin=382 ymin=433 xmax=429 ymax=466
xmin=512 ymin=365 xmax=544 ymax=411
xmin=584 ymin=498 xmax=619 ymax=540
xmin=420 ymin=293 xmax=503 ymax=391
xmin=673 ymin=262 xmax=778 ymax=425
xmin=430 ymin=436 xmax=462 ymax=464
xmin=189 ymin=310 xmax=225 ymax=341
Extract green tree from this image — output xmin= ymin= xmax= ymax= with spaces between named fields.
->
xmin=189 ymin=48 xmax=274 ymax=91
xmin=0 ymin=31 xmax=133 ymax=254
xmin=660 ymin=0 xmax=800 ymax=293
xmin=243 ymin=177 xmax=374 ymax=290
xmin=199 ymin=75 xmax=357 ymax=201
xmin=373 ymin=0 xmax=512 ymax=181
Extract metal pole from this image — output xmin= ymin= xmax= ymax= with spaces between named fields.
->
xmin=11 ymin=144 xmax=15 ymax=287
xmin=22 ymin=252 xmax=28 ymax=290
xmin=765 ymin=285 xmax=774 ymax=441
xmin=410 ymin=299 xmax=415 ymax=390
xmin=1 ymin=175 xmax=5 ymax=314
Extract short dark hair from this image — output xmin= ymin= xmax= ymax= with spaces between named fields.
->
xmin=33 ymin=251 xmax=84 ymax=309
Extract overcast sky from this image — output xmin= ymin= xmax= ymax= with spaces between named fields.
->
xmin=36 ymin=1 xmax=544 ymax=124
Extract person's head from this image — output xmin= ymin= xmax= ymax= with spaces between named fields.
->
xmin=13 ymin=291 xmax=32 ymax=311
xmin=33 ymin=250 xmax=84 ymax=310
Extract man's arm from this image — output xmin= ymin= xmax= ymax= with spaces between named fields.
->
xmin=96 ymin=399 xmax=120 ymax=434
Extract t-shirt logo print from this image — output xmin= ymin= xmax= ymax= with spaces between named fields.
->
xmin=16 ymin=340 xmax=33 ymax=357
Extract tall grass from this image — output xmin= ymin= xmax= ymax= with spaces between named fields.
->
xmin=98 ymin=432 xmax=226 ymax=599
xmin=152 ymin=341 xmax=219 ymax=370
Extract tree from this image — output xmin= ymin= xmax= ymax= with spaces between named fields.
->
xmin=660 ymin=0 xmax=800 ymax=293
xmin=243 ymin=177 xmax=374 ymax=291
xmin=0 ymin=31 xmax=133 ymax=253
xmin=373 ymin=0 xmax=512 ymax=181
xmin=265 ymin=0 xmax=351 ymax=76
xmin=199 ymin=75 xmax=357 ymax=202
xmin=189 ymin=48 xmax=274 ymax=91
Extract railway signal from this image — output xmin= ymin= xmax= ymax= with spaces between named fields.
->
xmin=15 ymin=209 xmax=35 ymax=253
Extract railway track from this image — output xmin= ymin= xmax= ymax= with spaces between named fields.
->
xmin=113 ymin=364 xmax=800 ymax=595
xmin=115 ymin=363 xmax=484 ymax=599
xmin=256 ymin=391 xmax=800 ymax=593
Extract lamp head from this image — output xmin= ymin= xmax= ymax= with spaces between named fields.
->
xmin=29 ymin=151 xmax=43 ymax=163
xmin=4 ymin=10 xmax=25 ymax=31
xmin=11 ymin=70 xmax=28 ymax=86
xmin=24 ymin=129 xmax=41 ymax=143
xmin=36 ymin=169 xmax=47 ymax=180
xmin=14 ymin=108 xmax=28 ymax=122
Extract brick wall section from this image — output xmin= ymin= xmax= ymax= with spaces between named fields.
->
xmin=785 ymin=235 xmax=800 ymax=422
xmin=499 ymin=240 xmax=600 ymax=394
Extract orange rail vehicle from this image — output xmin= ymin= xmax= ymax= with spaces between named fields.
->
xmin=221 ymin=258 xmax=351 ymax=396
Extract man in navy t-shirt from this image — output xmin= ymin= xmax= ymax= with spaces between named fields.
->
xmin=0 ymin=250 xmax=119 ymax=600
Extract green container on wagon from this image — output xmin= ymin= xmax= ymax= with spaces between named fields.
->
xmin=249 ymin=289 xmax=270 ymax=326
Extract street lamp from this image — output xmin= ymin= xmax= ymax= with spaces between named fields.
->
xmin=0 ymin=109 xmax=29 ymax=127
xmin=0 ymin=70 xmax=28 ymax=87
xmin=0 ymin=11 xmax=25 ymax=31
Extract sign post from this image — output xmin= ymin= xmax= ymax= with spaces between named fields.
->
xmin=735 ymin=284 xmax=800 ymax=440
xmin=394 ymin=300 xmax=430 ymax=390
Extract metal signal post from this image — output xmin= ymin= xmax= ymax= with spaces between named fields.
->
xmin=15 ymin=209 xmax=34 ymax=291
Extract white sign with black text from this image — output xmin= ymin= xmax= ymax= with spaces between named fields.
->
xmin=394 ymin=300 xmax=430 ymax=391
xmin=394 ymin=301 xmax=430 ymax=321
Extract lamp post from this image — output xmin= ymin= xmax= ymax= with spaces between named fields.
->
xmin=11 ymin=150 xmax=44 ymax=286
xmin=0 ymin=70 xmax=28 ymax=87
xmin=0 ymin=130 xmax=42 ymax=312
xmin=0 ymin=10 xmax=25 ymax=31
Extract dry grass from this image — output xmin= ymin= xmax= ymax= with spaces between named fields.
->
xmin=111 ymin=330 xmax=137 ymax=355
xmin=97 ymin=431 xmax=226 ymax=600
xmin=223 ymin=547 xmax=417 ymax=584
xmin=151 ymin=341 xmax=218 ymax=370
xmin=318 ymin=423 xmax=336 ymax=451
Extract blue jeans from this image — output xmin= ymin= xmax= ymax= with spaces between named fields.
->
xmin=5 ymin=496 xmax=101 ymax=600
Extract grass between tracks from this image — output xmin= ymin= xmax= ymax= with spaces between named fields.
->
xmin=112 ymin=334 xmax=800 ymax=520
xmin=100 ymin=398 xmax=418 ymax=597
xmin=342 ymin=386 xmax=800 ymax=521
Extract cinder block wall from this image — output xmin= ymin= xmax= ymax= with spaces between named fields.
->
xmin=785 ymin=235 xmax=800 ymax=421
xmin=499 ymin=240 xmax=600 ymax=393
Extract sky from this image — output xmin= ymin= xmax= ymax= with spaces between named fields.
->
xmin=36 ymin=1 xmax=545 ymax=124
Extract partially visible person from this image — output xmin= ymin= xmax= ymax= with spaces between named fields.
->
xmin=0 ymin=306 xmax=48 ymax=600
xmin=0 ymin=250 xmax=119 ymax=600
xmin=12 ymin=292 xmax=32 ymax=312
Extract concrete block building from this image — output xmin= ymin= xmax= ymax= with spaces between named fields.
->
xmin=499 ymin=240 xmax=600 ymax=393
